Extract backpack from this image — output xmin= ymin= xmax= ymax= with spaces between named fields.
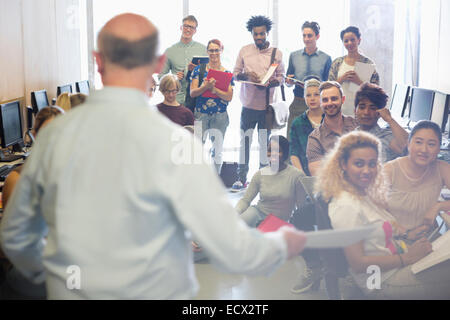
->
xmin=184 ymin=63 xmax=207 ymax=113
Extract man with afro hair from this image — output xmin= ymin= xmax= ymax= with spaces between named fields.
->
xmin=231 ymin=15 xmax=285 ymax=192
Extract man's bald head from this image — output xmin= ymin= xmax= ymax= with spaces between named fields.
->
xmin=97 ymin=13 xmax=159 ymax=69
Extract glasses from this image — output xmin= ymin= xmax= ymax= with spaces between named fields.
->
xmin=207 ymin=49 xmax=221 ymax=53
xmin=182 ymin=24 xmax=196 ymax=30
xmin=164 ymin=89 xmax=179 ymax=94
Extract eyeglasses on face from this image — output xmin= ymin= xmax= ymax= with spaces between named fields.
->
xmin=164 ymin=89 xmax=179 ymax=94
xmin=182 ymin=24 xmax=196 ymax=30
xmin=207 ymin=49 xmax=221 ymax=53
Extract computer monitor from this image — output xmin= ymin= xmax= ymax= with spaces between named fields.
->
xmin=57 ymin=84 xmax=73 ymax=97
xmin=408 ymin=87 xmax=435 ymax=129
xmin=31 ymin=89 xmax=50 ymax=114
xmin=430 ymin=91 xmax=449 ymax=132
xmin=75 ymin=80 xmax=90 ymax=95
xmin=389 ymin=84 xmax=410 ymax=121
xmin=0 ymin=100 xmax=24 ymax=149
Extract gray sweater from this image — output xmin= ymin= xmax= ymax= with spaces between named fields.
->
xmin=235 ymin=165 xmax=307 ymax=221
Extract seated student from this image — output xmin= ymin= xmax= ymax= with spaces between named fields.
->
xmin=384 ymin=120 xmax=450 ymax=230
xmin=290 ymin=78 xmax=323 ymax=176
xmin=354 ymin=82 xmax=408 ymax=162
xmin=0 ymin=106 xmax=63 ymax=299
xmin=55 ymin=92 xmax=87 ymax=111
xmin=157 ymin=74 xmax=194 ymax=127
xmin=316 ymin=130 xmax=450 ymax=299
xmin=235 ymin=135 xmax=307 ymax=227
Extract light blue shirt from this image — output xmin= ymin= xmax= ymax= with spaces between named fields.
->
xmin=0 ymin=87 xmax=287 ymax=299
xmin=159 ymin=40 xmax=207 ymax=104
xmin=286 ymin=48 xmax=332 ymax=97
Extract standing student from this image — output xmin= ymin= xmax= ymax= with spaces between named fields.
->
xmin=190 ymin=39 xmax=234 ymax=174
xmin=285 ymin=21 xmax=331 ymax=140
xmin=232 ymin=15 xmax=285 ymax=192
xmin=158 ymin=15 xmax=207 ymax=106
xmin=328 ymin=26 xmax=379 ymax=116
xmin=0 ymin=13 xmax=307 ymax=299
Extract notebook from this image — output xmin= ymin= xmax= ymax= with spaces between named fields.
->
xmin=411 ymin=231 xmax=450 ymax=274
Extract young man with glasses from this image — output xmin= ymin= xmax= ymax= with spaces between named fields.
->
xmin=232 ymin=15 xmax=285 ymax=191
xmin=158 ymin=15 xmax=207 ymax=106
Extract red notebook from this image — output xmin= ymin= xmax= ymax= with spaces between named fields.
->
xmin=202 ymin=69 xmax=233 ymax=99
xmin=257 ymin=214 xmax=293 ymax=233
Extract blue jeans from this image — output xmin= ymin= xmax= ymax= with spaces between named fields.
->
xmin=238 ymin=107 xmax=270 ymax=183
xmin=194 ymin=111 xmax=229 ymax=174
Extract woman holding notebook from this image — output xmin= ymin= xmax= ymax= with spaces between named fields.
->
xmin=190 ymin=39 xmax=234 ymax=174
xmin=317 ymin=130 xmax=450 ymax=299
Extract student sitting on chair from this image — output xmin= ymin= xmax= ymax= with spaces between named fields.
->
xmin=384 ymin=120 xmax=450 ymax=231
xmin=157 ymin=74 xmax=194 ymax=127
xmin=0 ymin=106 xmax=63 ymax=299
xmin=235 ymin=135 xmax=307 ymax=227
xmin=316 ymin=130 xmax=450 ymax=299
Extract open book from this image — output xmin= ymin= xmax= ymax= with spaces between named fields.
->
xmin=237 ymin=64 xmax=278 ymax=86
xmin=411 ymin=230 xmax=450 ymax=274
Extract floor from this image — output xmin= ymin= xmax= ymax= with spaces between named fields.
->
xmin=192 ymin=150 xmax=329 ymax=300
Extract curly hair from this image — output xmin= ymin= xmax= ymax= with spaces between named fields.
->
xmin=302 ymin=21 xmax=320 ymax=35
xmin=315 ymin=131 xmax=388 ymax=206
xmin=354 ymin=82 xmax=388 ymax=109
xmin=246 ymin=15 xmax=273 ymax=33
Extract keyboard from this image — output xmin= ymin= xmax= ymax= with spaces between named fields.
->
xmin=0 ymin=153 xmax=24 ymax=162
xmin=0 ymin=164 xmax=19 ymax=181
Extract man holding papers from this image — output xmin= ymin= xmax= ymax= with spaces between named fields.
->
xmin=190 ymin=39 xmax=234 ymax=174
xmin=158 ymin=15 xmax=207 ymax=105
xmin=232 ymin=15 xmax=285 ymax=191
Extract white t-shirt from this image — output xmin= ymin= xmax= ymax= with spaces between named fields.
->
xmin=329 ymin=191 xmax=400 ymax=293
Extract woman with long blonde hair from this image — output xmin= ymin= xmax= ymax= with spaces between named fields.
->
xmin=316 ymin=130 xmax=450 ymax=299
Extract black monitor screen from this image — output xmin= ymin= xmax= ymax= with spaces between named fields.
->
xmin=390 ymin=84 xmax=410 ymax=120
xmin=31 ymin=90 xmax=50 ymax=113
xmin=0 ymin=100 xmax=23 ymax=148
xmin=409 ymin=88 xmax=434 ymax=123
xmin=76 ymin=80 xmax=90 ymax=95
xmin=430 ymin=92 xmax=448 ymax=131
xmin=57 ymin=84 xmax=73 ymax=96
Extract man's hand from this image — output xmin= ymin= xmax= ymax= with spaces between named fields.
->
xmin=278 ymin=226 xmax=307 ymax=259
xmin=285 ymin=74 xmax=294 ymax=85
xmin=187 ymin=62 xmax=197 ymax=72
xmin=377 ymin=108 xmax=393 ymax=123
xmin=247 ymin=71 xmax=261 ymax=83
xmin=267 ymin=79 xmax=280 ymax=88
xmin=176 ymin=70 xmax=185 ymax=81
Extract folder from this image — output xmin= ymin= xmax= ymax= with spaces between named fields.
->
xmin=202 ymin=69 xmax=233 ymax=99
xmin=257 ymin=214 xmax=293 ymax=233
xmin=411 ymin=230 xmax=450 ymax=274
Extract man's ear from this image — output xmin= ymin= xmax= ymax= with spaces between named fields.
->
xmin=154 ymin=54 xmax=166 ymax=74
xmin=316 ymin=34 xmax=320 ymax=40
xmin=341 ymin=95 xmax=346 ymax=104
xmin=93 ymin=51 xmax=104 ymax=74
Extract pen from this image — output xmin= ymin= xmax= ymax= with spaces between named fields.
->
xmin=427 ymin=220 xmax=445 ymax=241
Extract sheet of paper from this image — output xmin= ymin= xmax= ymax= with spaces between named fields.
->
xmin=411 ymin=231 xmax=450 ymax=274
xmin=348 ymin=62 xmax=375 ymax=92
xmin=237 ymin=64 xmax=278 ymax=86
xmin=304 ymin=225 xmax=376 ymax=248
xmin=286 ymin=77 xmax=305 ymax=87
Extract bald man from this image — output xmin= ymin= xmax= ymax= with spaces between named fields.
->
xmin=0 ymin=14 xmax=307 ymax=299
